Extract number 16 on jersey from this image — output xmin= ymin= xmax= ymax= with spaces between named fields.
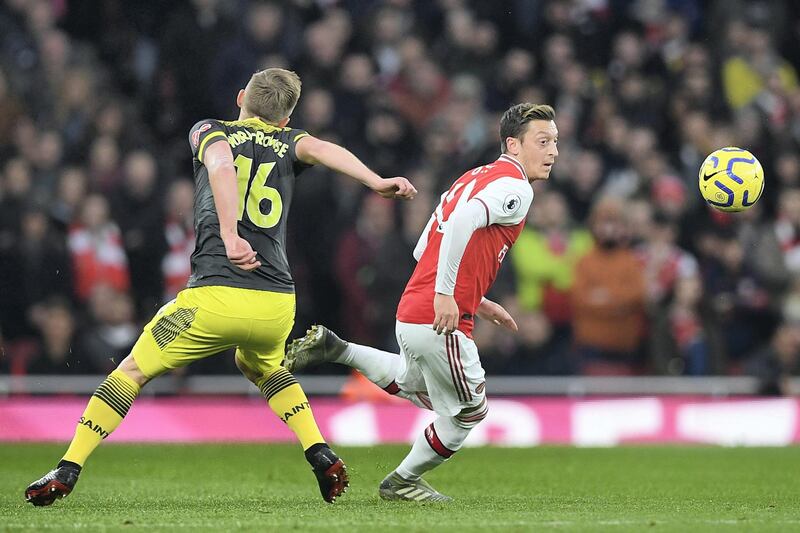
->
xmin=234 ymin=154 xmax=282 ymax=229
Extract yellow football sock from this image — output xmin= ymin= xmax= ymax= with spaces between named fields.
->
xmin=257 ymin=367 xmax=324 ymax=450
xmin=62 ymin=369 xmax=140 ymax=466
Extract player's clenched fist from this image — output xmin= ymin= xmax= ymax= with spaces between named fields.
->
xmin=375 ymin=177 xmax=417 ymax=200
xmin=223 ymin=235 xmax=262 ymax=271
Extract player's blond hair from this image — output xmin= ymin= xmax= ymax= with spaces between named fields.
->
xmin=243 ymin=68 xmax=302 ymax=123
xmin=500 ymin=103 xmax=556 ymax=153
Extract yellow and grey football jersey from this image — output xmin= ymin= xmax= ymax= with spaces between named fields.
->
xmin=187 ymin=117 xmax=311 ymax=293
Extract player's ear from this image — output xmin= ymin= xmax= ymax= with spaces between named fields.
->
xmin=505 ymin=136 xmax=520 ymax=156
xmin=236 ymin=89 xmax=246 ymax=109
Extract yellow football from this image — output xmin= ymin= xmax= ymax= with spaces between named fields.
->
xmin=698 ymin=147 xmax=764 ymax=212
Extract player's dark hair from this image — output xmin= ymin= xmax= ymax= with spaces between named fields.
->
xmin=244 ymin=68 xmax=302 ymax=123
xmin=499 ymin=103 xmax=555 ymax=153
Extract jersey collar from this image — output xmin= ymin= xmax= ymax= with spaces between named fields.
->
xmin=497 ymin=154 xmax=528 ymax=181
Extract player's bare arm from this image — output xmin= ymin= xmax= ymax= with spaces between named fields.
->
xmin=476 ymin=298 xmax=518 ymax=332
xmin=295 ymin=135 xmax=416 ymax=200
xmin=204 ymin=141 xmax=261 ymax=272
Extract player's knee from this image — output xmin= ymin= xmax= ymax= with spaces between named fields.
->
xmin=234 ymin=354 xmax=261 ymax=383
xmin=117 ymin=354 xmax=151 ymax=387
xmin=455 ymin=398 xmax=489 ymax=429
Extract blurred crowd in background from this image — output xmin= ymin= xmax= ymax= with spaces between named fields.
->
xmin=1 ymin=0 xmax=800 ymax=389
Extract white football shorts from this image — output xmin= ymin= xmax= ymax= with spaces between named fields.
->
xmin=394 ymin=320 xmax=486 ymax=417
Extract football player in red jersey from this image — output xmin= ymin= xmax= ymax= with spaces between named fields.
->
xmin=285 ymin=103 xmax=558 ymax=501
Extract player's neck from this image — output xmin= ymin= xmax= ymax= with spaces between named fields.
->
xmin=238 ymin=110 xmax=258 ymax=121
xmin=237 ymin=112 xmax=278 ymax=127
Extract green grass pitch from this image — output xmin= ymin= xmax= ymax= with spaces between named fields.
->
xmin=1 ymin=444 xmax=799 ymax=532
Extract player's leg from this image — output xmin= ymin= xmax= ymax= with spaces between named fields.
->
xmin=25 ymin=291 xmax=222 ymax=506
xmin=234 ymin=355 xmax=325 ymax=449
xmin=24 ymin=338 xmax=158 ymax=505
xmin=389 ymin=397 xmax=487 ymax=482
xmin=379 ymin=401 xmax=487 ymax=503
xmin=284 ymin=325 xmax=432 ymax=410
xmin=379 ymin=324 xmax=488 ymax=502
xmin=234 ymin=355 xmax=347 ymax=503
xmin=236 ymin=293 xmax=347 ymax=503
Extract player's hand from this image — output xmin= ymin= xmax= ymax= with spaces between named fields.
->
xmin=433 ymin=293 xmax=459 ymax=335
xmin=374 ymin=177 xmax=417 ymax=200
xmin=476 ymin=298 xmax=518 ymax=332
xmin=223 ymin=235 xmax=262 ymax=271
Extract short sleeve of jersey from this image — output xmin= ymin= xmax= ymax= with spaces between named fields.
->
xmin=288 ymin=128 xmax=312 ymax=175
xmin=472 ymin=177 xmax=533 ymax=226
xmin=189 ymin=120 xmax=227 ymax=163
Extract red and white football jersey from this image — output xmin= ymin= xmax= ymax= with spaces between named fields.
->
xmin=396 ymin=154 xmax=533 ymax=336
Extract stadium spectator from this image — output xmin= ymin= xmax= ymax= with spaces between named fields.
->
xmin=296 ymin=10 xmax=351 ymax=88
xmin=701 ymin=230 xmax=777 ymax=368
xmin=368 ymin=6 xmax=415 ymax=81
xmin=357 ymin=106 xmax=417 ymax=178
xmin=333 ymin=53 xmax=377 ymax=141
xmin=162 ymin=179 xmax=195 ymax=302
xmin=388 ymin=56 xmax=451 ymax=130
xmin=25 ymin=298 xmax=89 ymax=375
xmin=486 ymin=303 xmax=574 ymax=376
xmin=737 ymin=202 xmax=791 ymax=305
xmin=16 ymin=206 xmax=72 ymax=317
xmin=296 ymin=87 xmax=336 ymax=140
xmin=0 ymin=158 xmax=36 ymax=338
xmin=210 ymin=1 xmax=293 ymax=116
xmin=157 ymin=0 xmax=233 ymax=131
xmin=68 ymin=194 xmax=130 ymax=302
xmin=0 ymin=203 xmax=70 ymax=341
xmin=50 ymin=166 xmax=88 ymax=230
xmin=80 ymin=286 xmax=138 ymax=374
xmin=485 ymin=48 xmax=536 ymax=112
xmin=638 ymin=213 xmax=706 ymax=374
xmin=774 ymin=150 xmax=800 ymax=189
xmin=334 ymin=195 xmax=413 ymax=349
xmin=722 ymin=24 xmax=798 ymax=111
xmin=571 ymin=197 xmax=647 ymax=374
xmin=87 ymin=136 xmax=123 ymax=194
xmin=772 ymin=188 xmax=800 ymax=275
xmin=0 ymin=157 xmax=32 ymax=250
xmin=112 ymin=150 xmax=166 ymax=315
xmin=668 ymin=275 xmax=716 ymax=375
xmin=745 ymin=320 xmax=800 ymax=395
xmin=0 ymin=67 xmax=24 ymax=154
xmin=511 ymin=190 xmax=592 ymax=344
xmin=639 ymin=213 xmax=699 ymax=307
xmin=559 ymin=148 xmax=605 ymax=224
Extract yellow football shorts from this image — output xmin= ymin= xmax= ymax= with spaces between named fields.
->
xmin=131 ymin=285 xmax=295 ymax=379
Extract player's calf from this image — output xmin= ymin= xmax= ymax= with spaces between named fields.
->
xmin=25 ymin=461 xmax=81 ymax=507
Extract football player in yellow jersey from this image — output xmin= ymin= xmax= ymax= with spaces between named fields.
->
xmin=25 ymin=68 xmax=416 ymax=506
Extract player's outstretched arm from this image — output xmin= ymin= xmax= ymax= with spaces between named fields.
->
xmin=205 ymin=141 xmax=261 ymax=271
xmin=476 ymin=298 xmax=518 ymax=332
xmin=296 ymin=135 xmax=416 ymax=200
